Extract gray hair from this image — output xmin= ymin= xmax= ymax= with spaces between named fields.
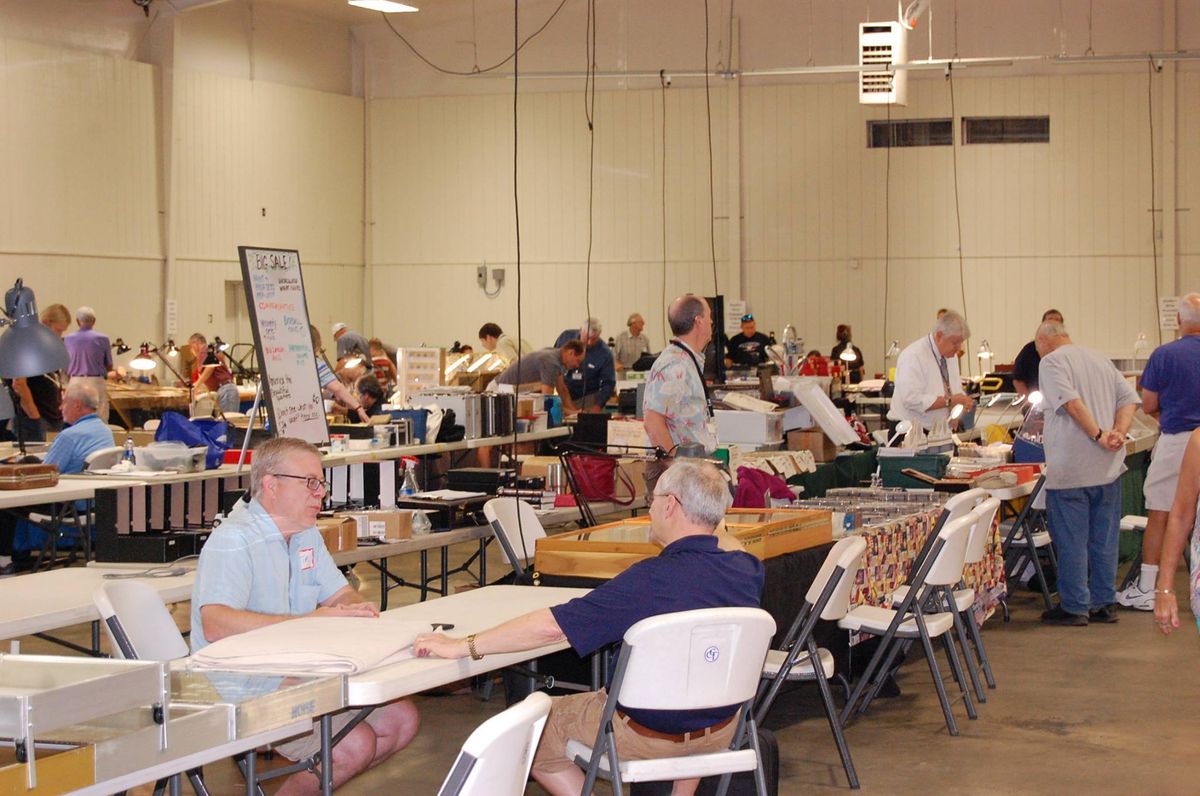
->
xmin=64 ymin=380 xmax=99 ymax=410
xmin=251 ymin=437 xmax=321 ymax=497
xmin=1035 ymin=321 xmax=1068 ymax=340
xmin=75 ymin=306 xmax=96 ymax=326
xmin=667 ymin=294 xmax=708 ymax=336
xmin=626 ymin=313 xmax=643 ymax=328
xmin=1179 ymin=293 xmax=1200 ymax=327
xmin=581 ymin=317 xmax=603 ymax=337
xmin=655 ymin=459 xmax=731 ymax=529
xmin=933 ymin=310 xmax=970 ymax=340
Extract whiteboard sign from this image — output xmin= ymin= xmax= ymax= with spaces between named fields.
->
xmin=725 ymin=300 xmax=747 ymax=336
xmin=1159 ymin=296 xmax=1180 ymax=330
xmin=238 ymin=246 xmax=330 ymax=446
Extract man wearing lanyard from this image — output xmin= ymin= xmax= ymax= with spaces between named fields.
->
xmin=888 ymin=310 xmax=975 ymax=432
xmin=642 ymin=294 xmax=717 ymax=499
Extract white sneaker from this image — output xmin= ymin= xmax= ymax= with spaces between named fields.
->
xmin=1115 ymin=581 xmax=1155 ymax=611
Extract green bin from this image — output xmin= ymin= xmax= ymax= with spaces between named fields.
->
xmin=879 ymin=453 xmax=950 ymax=489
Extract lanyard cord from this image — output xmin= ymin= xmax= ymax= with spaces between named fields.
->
xmin=671 ymin=340 xmax=714 ymax=418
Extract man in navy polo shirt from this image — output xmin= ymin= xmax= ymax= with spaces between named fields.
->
xmin=414 ymin=459 xmax=764 ymax=796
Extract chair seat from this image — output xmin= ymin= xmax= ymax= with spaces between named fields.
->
xmin=566 ymin=740 xmax=757 ymax=782
xmin=838 ymin=604 xmax=955 ymax=638
xmin=762 ymin=647 xmax=834 ymax=681
xmin=891 ymin=585 xmax=976 ymax=613
xmin=1011 ymin=530 xmax=1051 ymax=547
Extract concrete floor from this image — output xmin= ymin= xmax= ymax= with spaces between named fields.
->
xmin=10 ymin=539 xmax=1197 ymax=795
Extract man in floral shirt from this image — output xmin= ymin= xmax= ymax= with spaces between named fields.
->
xmin=642 ymin=294 xmax=717 ymax=499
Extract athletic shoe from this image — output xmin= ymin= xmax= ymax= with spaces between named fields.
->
xmin=0 ymin=563 xmax=15 ymax=578
xmin=1040 ymin=605 xmax=1087 ymax=626
xmin=1115 ymin=581 xmax=1155 ymax=611
xmin=1088 ymin=605 xmax=1119 ymax=624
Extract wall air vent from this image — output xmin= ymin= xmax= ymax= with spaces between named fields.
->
xmin=962 ymin=116 xmax=1051 ymax=144
xmin=859 ymin=21 xmax=907 ymax=106
xmin=867 ymin=119 xmax=952 ymax=149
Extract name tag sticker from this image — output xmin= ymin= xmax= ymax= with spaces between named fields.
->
xmin=299 ymin=547 xmax=315 ymax=571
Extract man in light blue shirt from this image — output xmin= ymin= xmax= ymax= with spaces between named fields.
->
xmin=0 ymin=381 xmax=113 ymax=575
xmin=191 ymin=437 xmax=419 ymax=789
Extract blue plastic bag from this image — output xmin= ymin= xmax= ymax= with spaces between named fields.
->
xmin=154 ymin=411 xmax=229 ymax=470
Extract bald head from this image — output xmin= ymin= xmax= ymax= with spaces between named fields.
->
xmin=1034 ymin=321 xmax=1071 ymax=357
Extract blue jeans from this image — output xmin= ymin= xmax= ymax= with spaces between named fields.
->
xmin=1045 ymin=481 xmax=1122 ymax=615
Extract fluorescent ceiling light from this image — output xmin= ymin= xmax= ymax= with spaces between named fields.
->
xmin=348 ymin=0 xmax=418 ymax=12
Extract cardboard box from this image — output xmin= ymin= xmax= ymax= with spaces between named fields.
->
xmin=316 ymin=516 xmax=358 ymax=553
xmin=607 ymin=418 xmax=652 ymax=449
xmin=341 ymin=509 xmax=413 ymax=541
xmin=787 ymin=428 xmax=838 ymax=462
xmin=615 ymin=457 xmax=647 ymax=499
xmin=521 ymin=455 xmax=561 ymax=480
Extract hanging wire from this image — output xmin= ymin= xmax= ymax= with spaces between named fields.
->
xmin=584 ymin=0 xmax=597 ymax=326
xmin=882 ymin=97 xmax=892 ymax=367
xmin=947 ymin=65 xmax=971 ymax=377
xmin=381 ymin=0 xmax=571 ymax=76
xmin=1085 ymin=0 xmax=1095 ymax=56
xmin=511 ymin=0 xmax=529 ymax=566
xmin=1147 ymin=57 xmax=1162 ymax=333
xmin=703 ymin=0 xmax=719 ymax=293
xmin=661 ymin=69 xmax=671 ymax=343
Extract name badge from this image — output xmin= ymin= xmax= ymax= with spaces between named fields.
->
xmin=299 ymin=547 xmax=315 ymax=571
xmin=571 ymin=371 xmax=583 ymax=380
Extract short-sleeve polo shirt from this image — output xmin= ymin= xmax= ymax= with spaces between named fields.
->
xmin=550 ymin=534 xmax=765 ymax=734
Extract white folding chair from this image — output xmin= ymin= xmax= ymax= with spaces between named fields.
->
xmin=890 ymin=499 xmax=1001 ymax=703
xmin=901 ymin=488 xmax=987 ymax=584
xmin=85 ymin=445 xmax=126 ymax=471
xmin=839 ymin=514 xmax=978 ymax=736
xmin=483 ymin=497 xmax=547 ymax=579
xmin=754 ymin=535 xmax=867 ymax=789
xmin=437 ymin=691 xmax=552 ymax=796
xmin=93 ymin=581 xmax=209 ymax=795
xmin=565 ymin=607 xmax=776 ymax=796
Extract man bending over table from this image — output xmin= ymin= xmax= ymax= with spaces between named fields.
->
xmin=414 ymin=459 xmax=764 ymax=796
xmin=191 ymin=436 xmax=419 ymax=795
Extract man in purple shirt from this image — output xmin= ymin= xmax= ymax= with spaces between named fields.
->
xmin=64 ymin=306 xmax=114 ymax=423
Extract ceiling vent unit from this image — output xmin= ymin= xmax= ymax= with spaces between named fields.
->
xmin=859 ymin=21 xmax=907 ymax=106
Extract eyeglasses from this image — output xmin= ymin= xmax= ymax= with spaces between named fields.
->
xmin=270 ymin=473 xmax=330 ymax=493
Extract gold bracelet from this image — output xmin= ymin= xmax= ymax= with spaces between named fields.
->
xmin=466 ymin=634 xmax=484 ymax=661
xmin=1155 ymin=588 xmax=1175 ymax=596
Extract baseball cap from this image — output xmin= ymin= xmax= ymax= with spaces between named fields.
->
xmin=331 ymin=322 xmax=347 ymax=334
xmin=740 ymin=313 xmax=754 ymax=322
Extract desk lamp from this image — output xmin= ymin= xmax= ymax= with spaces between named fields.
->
xmin=343 ymin=345 xmax=366 ymax=370
xmin=213 ymin=336 xmax=231 ymax=353
xmin=129 ymin=343 xmax=156 ymax=371
xmin=838 ymin=347 xmax=858 ymax=387
xmin=112 ymin=338 xmax=131 ymax=355
xmin=0 ymin=280 xmax=70 ymax=456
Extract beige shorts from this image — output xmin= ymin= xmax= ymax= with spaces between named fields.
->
xmin=531 ymin=689 xmax=739 ymax=777
xmin=1143 ymin=431 xmax=1193 ymax=512
xmin=273 ymin=708 xmax=384 ymax=761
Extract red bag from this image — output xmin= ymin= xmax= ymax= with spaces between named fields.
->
xmin=566 ymin=453 xmax=635 ymax=506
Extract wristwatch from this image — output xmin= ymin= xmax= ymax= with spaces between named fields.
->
xmin=466 ymin=634 xmax=484 ymax=660
xmin=1093 ymin=429 xmax=1104 ymax=441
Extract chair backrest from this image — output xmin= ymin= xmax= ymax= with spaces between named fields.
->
xmin=615 ymin=607 xmax=776 ymax=712
xmin=482 ymin=498 xmax=547 ymax=573
xmin=85 ymin=446 xmax=126 ymax=471
xmin=939 ymin=488 xmax=988 ymax=528
xmin=922 ymin=513 xmax=975 ymax=588
xmin=805 ymin=536 xmax=868 ymax=621
xmin=963 ymin=497 xmax=1001 ymax=566
xmin=437 ymin=691 xmax=552 ymax=796
xmin=92 ymin=581 xmax=190 ymax=661
xmin=143 ymin=419 xmax=161 ymax=431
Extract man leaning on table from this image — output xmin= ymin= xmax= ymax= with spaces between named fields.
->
xmin=414 ymin=459 xmax=764 ymax=796
xmin=191 ymin=436 xmax=419 ymax=796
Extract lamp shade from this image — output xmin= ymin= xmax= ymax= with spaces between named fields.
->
xmin=0 ymin=280 xmax=69 ymax=379
xmin=129 ymin=344 xmax=157 ymax=371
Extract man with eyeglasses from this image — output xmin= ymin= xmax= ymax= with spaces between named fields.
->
xmin=413 ymin=459 xmax=763 ymax=796
xmin=191 ymin=436 xmax=419 ymax=793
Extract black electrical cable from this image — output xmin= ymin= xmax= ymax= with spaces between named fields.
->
xmin=661 ymin=69 xmax=670 ymax=343
xmin=703 ymin=0 xmax=719 ymax=293
xmin=947 ymin=66 xmax=970 ymax=377
xmin=584 ymin=0 xmax=597 ymax=327
xmin=512 ymin=0 xmax=529 ymax=568
xmin=381 ymin=0 xmax=571 ymax=77
xmin=1147 ymin=58 xmax=1162 ymax=327
xmin=881 ymin=99 xmax=892 ymax=368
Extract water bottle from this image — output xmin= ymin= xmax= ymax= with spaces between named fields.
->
xmin=123 ymin=434 xmax=135 ymax=463
xmin=399 ymin=458 xmax=418 ymax=497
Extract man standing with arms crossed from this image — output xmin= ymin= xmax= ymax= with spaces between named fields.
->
xmin=1036 ymin=321 xmax=1140 ymax=625
xmin=1116 ymin=293 xmax=1200 ymax=610
xmin=642 ymin=295 xmax=717 ymax=499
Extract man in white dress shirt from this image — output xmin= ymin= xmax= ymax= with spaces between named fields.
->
xmin=888 ymin=310 xmax=975 ymax=431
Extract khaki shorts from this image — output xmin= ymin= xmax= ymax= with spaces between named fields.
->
xmin=531 ymin=689 xmax=739 ymax=778
xmin=274 ymin=709 xmax=384 ymax=761
xmin=1143 ymin=431 xmax=1193 ymax=511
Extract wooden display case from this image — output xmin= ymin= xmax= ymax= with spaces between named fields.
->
xmin=534 ymin=508 xmax=832 ymax=580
